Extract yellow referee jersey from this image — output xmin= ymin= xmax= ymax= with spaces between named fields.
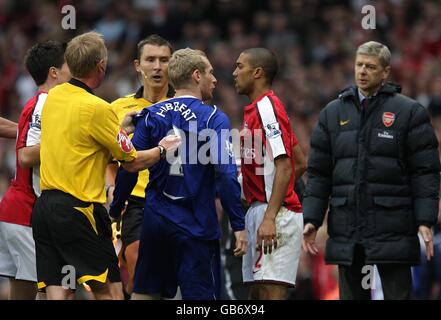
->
xmin=40 ymin=79 xmax=137 ymax=204
xmin=111 ymin=86 xmax=169 ymax=198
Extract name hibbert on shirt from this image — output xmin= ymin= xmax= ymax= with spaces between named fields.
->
xmin=156 ymin=101 xmax=197 ymax=121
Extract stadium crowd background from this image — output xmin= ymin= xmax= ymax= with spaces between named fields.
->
xmin=0 ymin=0 xmax=440 ymax=299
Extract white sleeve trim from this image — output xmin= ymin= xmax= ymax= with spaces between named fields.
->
xmin=256 ymin=96 xmax=286 ymax=159
xmin=26 ymin=93 xmax=47 ymax=146
xmin=206 ymin=105 xmax=218 ymax=129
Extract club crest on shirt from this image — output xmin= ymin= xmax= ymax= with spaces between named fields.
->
xmin=117 ymin=129 xmax=133 ymax=153
xmin=382 ymin=112 xmax=395 ymax=127
xmin=264 ymin=122 xmax=281 ymax=139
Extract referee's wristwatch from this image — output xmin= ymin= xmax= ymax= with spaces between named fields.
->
xmin=157 ymin=144 xmax=166 ymax=160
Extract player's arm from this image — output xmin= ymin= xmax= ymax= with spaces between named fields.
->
xmin=109 ymin=111 xmax=180 ymax=219
xmin=211 ymin=112 xmax=248 ymax=257
xmin=108 ymin=112 xmax=149 ymax=220
xmin=121 ymin=146 xmax=163 ymax=172
xmin=109 ymin=166 xmax=139 ymax=220
xmin=106 ymin=161 xmax=118 ymax=188
xmin=91 ymin=104 xmax=137 ymax=163
xmin=257 ymin=103 xmax=294 ymax=254
xmin=17 ymin=105 xmax=43 ymax=167
xmin=0 ymin=117 xmax=17 ymax=139
xmin=266 ymin=156 xmax=292 ymax=221
xmin=108 ymin=110 xmax=153 ymax=220
xmin=121 ymin=113 xmax=180 ymax=172
xmin=259 ymin=155 xmax=292 ymax=255
xmin=105 ymin=160 xmax=118 ymax=209
xmin=121 ymin=136 xmax=180 ymax=172
xmin=18 ymin=145 xmax=40 ymax=168
xmin=105 ymin=106 xmax=136 ymax=206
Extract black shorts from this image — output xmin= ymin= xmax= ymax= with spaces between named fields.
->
xmin=31 ymin=190 xmax=120 ymax=290
xmin=121 ymin=196 xmax=144 ymax=248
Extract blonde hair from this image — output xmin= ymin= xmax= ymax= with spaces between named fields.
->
xmin=356 ymin=41 xmax=391 ymax=68
xmin=168 ymin=48 xmax=207 ymax=89
xmin=65 ymin=31 xmax=107 ymax=78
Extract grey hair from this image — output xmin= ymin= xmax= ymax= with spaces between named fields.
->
xmin=356 ymin=41 xmax=391 ymax=68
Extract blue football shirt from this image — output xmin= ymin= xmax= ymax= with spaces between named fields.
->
xmin=110 ymin=96 xmax=244 ymax=240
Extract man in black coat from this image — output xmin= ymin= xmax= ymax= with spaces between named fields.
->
xmin=302 ymin=41 xmax=440 ymax=300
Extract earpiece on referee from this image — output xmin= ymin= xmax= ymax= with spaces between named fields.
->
xmin=140 ymin=69 xmax=147 ymax=79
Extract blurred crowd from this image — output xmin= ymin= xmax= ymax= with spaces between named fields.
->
xmin=0 ymin=0 xmax=440 ymax=299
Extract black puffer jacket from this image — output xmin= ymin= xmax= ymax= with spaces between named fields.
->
xmin=303 ymin=82 xmax=440 ymax=265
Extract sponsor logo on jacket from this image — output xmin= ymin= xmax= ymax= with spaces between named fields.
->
xmin=378 ymin=131 xmax=394 ymax=139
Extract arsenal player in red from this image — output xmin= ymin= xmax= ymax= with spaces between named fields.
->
xmin=233 ymin=48 xmax=304 ymax=300
xmin=0 ymin=41 xmax=70 ymax=300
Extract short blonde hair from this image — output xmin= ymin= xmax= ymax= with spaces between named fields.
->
xmin=356 ymin=41 xmax=391 ymax=68
xmin=168 ymin=48 xmax=207 ymax=89
xmin=65 ymin=32 xmax=107 ymax=78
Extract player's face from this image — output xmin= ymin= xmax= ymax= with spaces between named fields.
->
xmin=56 ymin=62 xmax=71 ymax=84
xmin=233 ymin=53 xmax=255 ymax=95
xmin=135 ymin=44 xmax=171 ymax=91
xmin=200 ymin=57 xmax=217 ymax=102
xmin=355 ymin=54 xmax=390 ymax=96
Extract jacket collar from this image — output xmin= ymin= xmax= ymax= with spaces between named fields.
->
xmin=134 ymin=85 xmax=176 ymax=99
xmin=134 ymin=86 xmax=144 ymax=99
xmin=338 ymin=82 xmax=401 ymax=101
xmin=69 ymin=78 xmax=94 ymax=94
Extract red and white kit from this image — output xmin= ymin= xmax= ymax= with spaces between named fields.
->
xmin=240 ymin=91 xmax=303 ymax=286
xmin=0 ymin=92 xmax=46 ymax=282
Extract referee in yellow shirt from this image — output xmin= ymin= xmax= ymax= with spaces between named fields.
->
xmin=106 ymin=35 xmax=174 ymax=296
xmin=32 ymin=32 xmax=179 ymax=300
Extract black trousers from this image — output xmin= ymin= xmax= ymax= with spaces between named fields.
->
xmin=338 ymin=245 xmax=412 ymax=300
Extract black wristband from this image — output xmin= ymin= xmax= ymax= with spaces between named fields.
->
xmin=158 ymin=145 xmax=166 ymax=160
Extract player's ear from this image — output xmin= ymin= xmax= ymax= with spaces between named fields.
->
xmin=134 ymin=59 xmax=140 ymax=72
xmin=97 ymin=59 xmax=106 ymax=73
xmin=254 ymin=67 xmax=264 ymax=79
xmin=192 ymin=68 xmax=201 ymax=84
xmin=48 ymin=66 xmax=58 ymax=80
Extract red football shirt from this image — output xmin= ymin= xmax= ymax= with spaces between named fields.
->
xmin=240 ymin=91 xmax=302 ymax=212
xmin=0 ymin=92 xmax=47 ymax=226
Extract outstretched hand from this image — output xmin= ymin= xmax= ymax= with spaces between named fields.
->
xmin=419 ymin=225 xmax=434 ymax=261
xmin=121 ymin=111 xmax=139 ymax=135
xmin=233 ymin=230 xmax=248 ymax=257
xmin=302 ymin=223 xmax=319 ymax=255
